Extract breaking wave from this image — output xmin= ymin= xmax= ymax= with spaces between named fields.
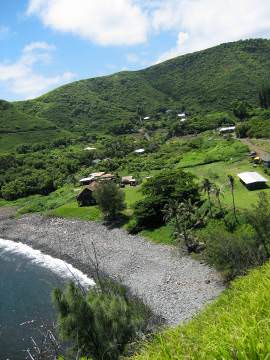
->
xmin=0 ymin=238 xmax=95 ymax=288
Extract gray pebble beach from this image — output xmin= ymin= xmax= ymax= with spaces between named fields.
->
xmin=0 ymin=212 xmax=224 ymax=325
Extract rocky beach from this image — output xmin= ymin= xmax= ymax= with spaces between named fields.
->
xmin=0 ymin=209 xmax=224 ymax=325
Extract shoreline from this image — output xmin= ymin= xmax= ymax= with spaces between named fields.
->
xmin=0 ymin=210 xmax=224 ymax=325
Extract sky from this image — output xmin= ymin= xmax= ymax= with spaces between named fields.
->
xmin=1 ymin=0 xmax=270 ymax=101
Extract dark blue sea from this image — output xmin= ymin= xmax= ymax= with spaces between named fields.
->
xmin=0 ymin=239 xmax=94 ymax=360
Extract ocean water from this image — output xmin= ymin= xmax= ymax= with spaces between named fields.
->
xmin=0 ymin=239 xmax=94 ymax=360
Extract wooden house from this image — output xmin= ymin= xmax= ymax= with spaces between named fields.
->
xmin=76 ymin=182 xmax=99 ymax=207
xmin=121 ymin=176 xmax=137 ymax=187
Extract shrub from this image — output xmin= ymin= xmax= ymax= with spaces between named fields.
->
xmin=203 ymin=222 xmax=260 ymax=279
xmin=53 ymin=281 xmax=150 ymax=360
xmin=133 ymin=169 xmax=200 ymax=230
xmin=93 ymin=182 xmax=126 ymax=220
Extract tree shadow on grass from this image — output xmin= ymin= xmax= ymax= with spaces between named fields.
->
xmin=103 ymin=214 xmax=130 ymax=229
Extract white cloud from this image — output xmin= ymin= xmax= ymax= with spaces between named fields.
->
xmin=154 ymin=0 xmax=270 ymax=62
xmin=0 ymin=42 xmax=76 ymax=99
xmin=27 ymin=0 xmax=148 ymax=46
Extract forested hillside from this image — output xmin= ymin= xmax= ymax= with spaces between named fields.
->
xmin=11 ymin=38 xmax=270 ymax=132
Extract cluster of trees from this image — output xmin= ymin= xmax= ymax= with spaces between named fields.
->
xmin=130 ymin=169 xmax=200 ymax=232
xmin=0 ymin=146 xmax=95 ymax=200
xmin=53 ymin=280 xmax=150 ymax=360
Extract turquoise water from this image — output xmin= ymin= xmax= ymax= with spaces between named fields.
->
xmin=0 ymin=239 xmax=94 ymax=359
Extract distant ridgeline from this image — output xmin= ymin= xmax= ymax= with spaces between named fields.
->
xmin=5 ymin=38 xmax=270 ymax=134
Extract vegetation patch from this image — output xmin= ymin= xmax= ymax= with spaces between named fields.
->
xmin=133 ymin=261 xmax=270 ymax=360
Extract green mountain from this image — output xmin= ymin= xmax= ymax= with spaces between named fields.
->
xmin=7 ymin=38 xmax=270 ymax=134
xmin=0 ymin=99 xmax=70 ymax=151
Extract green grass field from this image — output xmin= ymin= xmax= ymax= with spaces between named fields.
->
xmin=140 ymin=224 xmax=174 ymax=245
xmin=189 ymin=158 xmax=270 ymax=209
xmin=50 ymin=201 xmax=102 ymax=221
xmin=49 ymin=185 xmax=142 ymax=222
xmin=133 ymin=261 xmax=270 ymax=360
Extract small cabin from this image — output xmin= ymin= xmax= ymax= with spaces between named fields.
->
xmin=134 ymin=148 xmax=145 ymax=154
xmin=237 ymin=172 xmax=268 ymax=190
xmin=121 ymin=176 xmax=137 ymax=187
xmin=219 ymin=126 xmax=236 ymax=135
xmin=79 ymin=172 xmax=106 ymax=185
xmin=76 ymin=182 xmax=99 ymax=207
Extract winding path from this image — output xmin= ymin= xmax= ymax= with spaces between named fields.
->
xmin=0 ymin=212 xmax=224 ymax=324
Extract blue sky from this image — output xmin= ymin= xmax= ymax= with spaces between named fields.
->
xmin=1 ymin=0 xmax=270 ymax=101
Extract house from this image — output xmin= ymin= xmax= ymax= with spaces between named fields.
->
xmin=177 ymin=113 xmax=186 ymax=118
xmin=84 ymin=147 xmax=96 ymax=151
xmin=121 ymin=176 xmax=137 ymax=187
xmin=144 ymin=116 xmax=150 ymax=120
xmin=79 ymin=172 xmax=106 ymax=185
xmin=262 ymin=154 xmax=270 ymax=168
xmin=134 ymin=148 xmax=145 ymax=154
xmin=99 ymin=173 xmax=115 ymax=181
xmin=237 ymin=172 xmax=268 ymax=190
xmin=76 ymin=182 xmax=99 ymax=207
xmin=219 ymin=126 xmax=236 ymax=135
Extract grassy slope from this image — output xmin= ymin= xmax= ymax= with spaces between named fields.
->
xmin=134 ymin=261 xmax=270 ymax=360
xmin=0 ymin=100 xmax=70 ymax=151
xmin=13 ymin=39 xmax=270 ymax=132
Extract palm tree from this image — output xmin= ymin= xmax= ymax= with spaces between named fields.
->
xmin=163 ymin=200 xmax=198 ymax=251
xmin=201 ymin=178 xmax=213 ymax=218
xmin=212 ymin=184 xmax=224 ymax=217
xmin=228 ymin=174 xmax=237 ymax=222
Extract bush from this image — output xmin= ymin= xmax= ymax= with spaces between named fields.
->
xmin=53 ymin=281 xmax=150 ymax=360
xmin=93 ymin=182 xmax=126 ymax=220
xmin=203 ymin=222 xmax=260 ymax=279
xmin=133 ymin=169 xmax=200 ymax=230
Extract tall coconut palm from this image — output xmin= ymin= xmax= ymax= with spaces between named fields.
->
xmin=201 ymin=178 xmax=213 ymax=218
xmin=212 ymin=184 xmax=224 ymax=217
xmin=228 ymin=174 xmax=237 ymax=222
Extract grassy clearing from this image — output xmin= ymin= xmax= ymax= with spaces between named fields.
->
xmin=133 ymin=261 xmax=270 ymax=360
xmin=189 ymin=158 xmax=270 ymax=209
xmin=140 ymin=224 xmax=174 ymax=245
xmin=49 ymin=201 xmax=102 ymax=221
xmin=49 ymin=186 xmax=142 ymax=222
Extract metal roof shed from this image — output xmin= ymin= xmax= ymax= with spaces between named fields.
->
xmin=237 ymin=172 xmax=268 ymax=190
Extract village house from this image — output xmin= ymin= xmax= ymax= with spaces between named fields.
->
xmin=134 ymin=148 xmax=145 ymax=154
xmin=76 ymin=182 xmax=99 ymax=207
xmin=121 ymin=176 xmax=137 ymax=187
xmin=219 ymin=126 xmax=236 ymax=135
xmin=79 ymin=172 xmax=106 ymax=185
xmin=237 ymin=171 xmax=268 ymax=190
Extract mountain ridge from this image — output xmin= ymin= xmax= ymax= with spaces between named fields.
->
xmin=4 ymin=38 xmax=270 ymax=133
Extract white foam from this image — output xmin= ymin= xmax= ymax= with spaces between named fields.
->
xmin=0 ymin=238 xmax=95 ymax=288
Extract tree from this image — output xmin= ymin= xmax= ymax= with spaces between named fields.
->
xmin=133 ymin=169 xmax=200 ymax=230
xmin=136 ymin=103 xmax=145 ymax=125
xmin=93 ymin=182 xmax=126 ymax=220
xmin=232 ymin=100 xmax=250 ymax=120
xmin=228 ymin=175 xmax=237 ymax=223
xmin=53 ymin=281 xmax=148 ymax=360
xmin=164 ymin=200 xmax=200 ymax=252
xmin=259 ymin=83 xmax=270 ymax=109
xmin=212 ymin=184 xmax=224 ymax=217
xmin=201 ymin=178 xmax=213 ymax=218
xmin=246 ymin=192 xmax=270 ymax=258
